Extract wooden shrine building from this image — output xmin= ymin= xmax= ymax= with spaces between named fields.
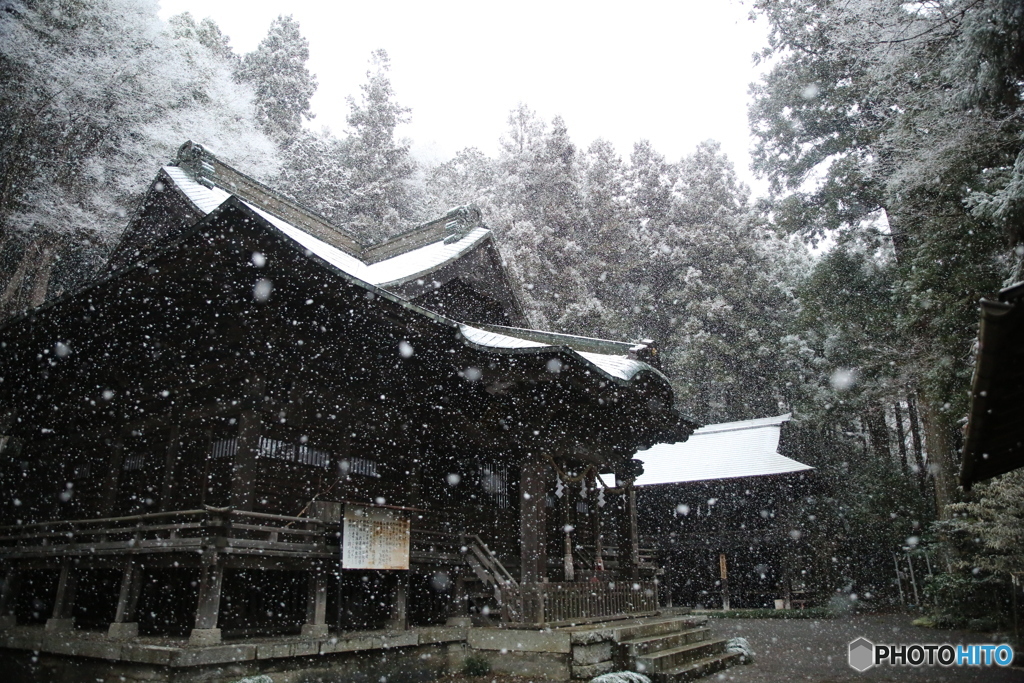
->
xmin=633 ymin=415 xmax=817 ymax=610
xmin=0 ymin=142 xmax=697 ymax=656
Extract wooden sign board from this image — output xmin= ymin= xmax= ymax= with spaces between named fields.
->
xmin=342 ymin=504 xmax=410 ymax=570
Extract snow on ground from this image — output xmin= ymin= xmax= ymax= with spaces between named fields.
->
xmin=707 ymin=613 xmax=1023 ymax=682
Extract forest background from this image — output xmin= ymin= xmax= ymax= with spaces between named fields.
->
xmin=2 ymin=0 xmax=1023 ymax=630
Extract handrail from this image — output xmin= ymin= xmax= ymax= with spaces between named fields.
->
xmin=0 ymin=507 xmax=333 ymax=558
xmin=0 ymin=507 xmax=327 ymax=534
xmin=464 ymin=534 xmax=518 ymax=588
xmin=229 ymin=509 xmax=323 ymax=525
xmin=0 ymin=509 xmax=211 ymax=531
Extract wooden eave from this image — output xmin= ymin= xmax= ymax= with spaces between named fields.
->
xmin=960 ymin=282 xmax=1024 ymax=489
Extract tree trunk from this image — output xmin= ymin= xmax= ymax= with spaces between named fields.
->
xmin=918 ymin=395 xmax=959 ymax=518
xmin=865 ymin=405 xmax=892 ymax=464
xmin=28 ymin=238 xmax=57 ymax=308
xmin=893 ymin=402 xmax=910 ymax=477
xmin=906 ymin=392 xmax=927 ymax=493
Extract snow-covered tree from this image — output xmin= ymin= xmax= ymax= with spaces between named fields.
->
xmin=236 ymin=14 xmax=317 ymax=140
xmin=748 ymin=0 xmax=1024 ymax=515
xmin=0 ymin=0 xmax=278 ymax=315
xmin=341 ymin=49 xmax=417 ymax=243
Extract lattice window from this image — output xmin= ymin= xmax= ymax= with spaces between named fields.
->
xmin=211 ymin=437 xmax=237 ymax=460
xmin=297 ymin=443 xmax=330 ymax=468
xmin=345 ymin=457 xmax=378 ymax=477
xmin=480 ymin=463 xmax=510 ymax=509
xmin=257 ymin=437 xmax=295 ymax=461
xmin=122 ymin=453 xmax=145 ymax=471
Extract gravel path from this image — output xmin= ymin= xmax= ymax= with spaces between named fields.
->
xmin=706 ymin=613 xmax=1024 ymax=682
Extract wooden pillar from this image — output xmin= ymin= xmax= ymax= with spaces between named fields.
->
xmin=588 ymin=473 xmax=605 ymax=572
xmin=107 ymin=561 xmax=141 ymax=639
xmin=159 ymin=425 xmax=182 ymax=511
xmin=100 ymin=436 xmax=127 ymax=515
xmin=408 ymin=456 xmax=423 ymax=508
xmin=519 ymin=454 xmax=548 ymax=586
xmin=189 ymin=554 xmax=225 ymax=645
xmin=0 ymin=569 xmax=21 ymax=629
xmin=446 ymin=576 xmax=471 ymax=626
xmin=720 ymin=553 xmax=730 ymax=610
xmin=45 ymin=562 xmax=76 ymax=631
xmin=520 ymin=454 xmax=550 ymax=624
xmin=301 ymin=567 xmax=329 ymax=637
xmin=230 ymin=408 xmax=262 ymax=512
xmin=387 ymin=573 xmax=409 ymax=631
xmin=615 ymin=480 xmax=640 ymax=581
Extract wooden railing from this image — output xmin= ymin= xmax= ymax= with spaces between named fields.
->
xmin=522 ymin=580 xmax=659 ymax=624
xmin=0 ymin=508 xmax=332 ymax=560
xmin=461 ymin=534 xmax=522 ymax=622
xmin=576 ymin=544 xmax=658 ymax=569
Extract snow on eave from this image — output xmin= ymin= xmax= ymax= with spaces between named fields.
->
xmin=633 ymin=414 xmax=811 ymax=486
xmin=367 ymin=228 xmax=493 ymax=288
xmin=161 ymin=165 xmax=493 ymax=290
xmin=693 ymin=413 xmax=792 ymax=435
xmin=457 ymin=323 xmax=661 ymax=385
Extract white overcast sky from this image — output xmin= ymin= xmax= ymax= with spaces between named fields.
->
xmin=158 ymin=0 xmax=770 ymax=194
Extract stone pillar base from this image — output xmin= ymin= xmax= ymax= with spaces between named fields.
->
xmin=445 ymin=616 xmax=472 ymax=627
xmin=107 ymin=622 xmax=138 ymax=640
xmin=188 ymin=627 xmax=221 ymax=646
xmin=0 ymin=615 xmax=16 ymax=630
xmin=44 ymin=618 xmax=74 ymax=632
xmin=386 ymin=619 xmax=407 ymax=631
xmin=300 ymin=623 xmax=329 ymax=638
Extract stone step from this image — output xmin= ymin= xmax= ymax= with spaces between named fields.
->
xmin=622 ymin=628 xmax=709 ymax=657
xmin=634 ymin=638 xmax=729 ymax=673
xmin=649 ymin=651 xmax=744 ymax=683
xmin=609 ymin=616 xmax=707 ymax=643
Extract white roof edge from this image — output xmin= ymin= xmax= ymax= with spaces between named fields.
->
xmin=632 ymin=413 xmax=811 ymax=486
xmin=458 ymin=323 xmax=655 ymax=383
xmin=693 ymin=413 xmax=792 ymax=435
xmin=370 ymin=227 xmax=493 ymax=288
xmin=160 ymin=166 xmax=492 ymax=286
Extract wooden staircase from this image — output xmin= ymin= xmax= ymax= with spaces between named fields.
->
xmin=461 ymin=534 xmax=523 ymax=623
xmin=615 ymin=616 xmax=742 ymax=682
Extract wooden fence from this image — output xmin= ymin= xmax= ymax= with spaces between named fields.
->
xmin=522 ymin=580 xmax=658 ymax=624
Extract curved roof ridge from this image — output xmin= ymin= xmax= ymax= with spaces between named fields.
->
xmin=161 ymin=165 xmax=492 ymax=291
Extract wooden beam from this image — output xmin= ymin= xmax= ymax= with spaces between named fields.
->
xmin=113 ymin=560 xmax=142 ymax=623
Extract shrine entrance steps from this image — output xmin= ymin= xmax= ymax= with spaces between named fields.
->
xmin=612 ymin=615 xmax=741 ymax=681
xmin=566 ymin=614 xmax=740 ymax=681
xmin=464 ymin=612 xmax=742 ymax=680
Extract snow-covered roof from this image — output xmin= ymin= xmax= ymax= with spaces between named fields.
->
xmin=162 ymin=165 xmax=491 ymax=289
xmin=162 ymin=165 xmax=665 ymax=388
xmin=633 ymin=413 xmax=812 ymax=485
xmin=458 ymin=324 xmax=653 ymax=382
